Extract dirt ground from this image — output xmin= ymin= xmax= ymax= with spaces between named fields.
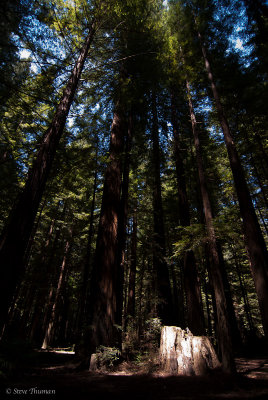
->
xmin=1 ymin=351 xmax=268 ymax=399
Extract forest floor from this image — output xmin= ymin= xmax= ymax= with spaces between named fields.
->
xmin=0 ymin=349 xmax=268 ymax=399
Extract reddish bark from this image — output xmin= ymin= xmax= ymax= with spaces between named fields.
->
xmin=84 ymin=104 xmax=125 ymax=355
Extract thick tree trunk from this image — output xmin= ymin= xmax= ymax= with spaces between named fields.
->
xmin=0 ymin=23 xmax=95 ymax=334
xmin=81 ymin=104 xmax=125 ymax=358
xmin=197 ymin=30 xmax=268 ymax=337
xmin=160 ymin=326 xmax=220 ymax=375
xmin=151 ymin=91 xmax=174 ymax=325
xmin=186 ymin=80 xmax=235 ymax=373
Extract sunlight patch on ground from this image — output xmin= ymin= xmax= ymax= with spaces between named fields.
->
xmin=45 ymin=348 xmax=75 ymax=354
xmin=53 ymin=350 xmax=75 ymax=354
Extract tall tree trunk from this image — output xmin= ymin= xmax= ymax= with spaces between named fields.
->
xmin=186 ymin=80 xmax=235 ymax=373
xmin=1 ymin=197 xmax=49 ymax=340
xmin=151 ymin=91 xmax=174 ymax=325
xmin=171 ymin=91 xmax=204 ymax=335
xmin=197 ymin=28 xmax=268 ymax=337
xmin=24 ymin=196 xmax=48 ymax=267
xmin=82 ymin=103 xmax=125 ymax=357
xmin=0 ymin=23 xmax=96 ymax=334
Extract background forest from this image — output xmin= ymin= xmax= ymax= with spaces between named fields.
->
xmin=0 ymin=0 xmax=267 ymax=377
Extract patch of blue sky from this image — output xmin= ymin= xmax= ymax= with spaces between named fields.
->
xmin=194 ymin=95 xmax=213 ymax=116
xmin=225 ymin=5 xmax=254 ymax=63
xmin=18 ymin=13 xmax=67 ymax=77
xmin=23 ymin=14 xmax=64 ymax=55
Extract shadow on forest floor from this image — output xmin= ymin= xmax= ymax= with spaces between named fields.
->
xmin=0 ymin=349 xmax=268 ymax=399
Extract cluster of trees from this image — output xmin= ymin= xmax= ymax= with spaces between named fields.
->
xmin=0 ymin=0 xmax=267 ymax=374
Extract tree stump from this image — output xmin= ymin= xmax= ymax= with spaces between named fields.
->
xmin=89 ymin=353 xmax=98 ymax=371
xmin=160 ymin=326 xmax=220 ymax=375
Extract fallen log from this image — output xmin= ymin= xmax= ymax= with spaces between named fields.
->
xmin=160 ymin=326 xmax=220 ymax=375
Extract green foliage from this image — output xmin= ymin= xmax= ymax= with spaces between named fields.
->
xmin=95 ymin=346 xmax=121 ymax=369
xmin=144 ymin=317 xmax=162 ymax=347
xmin=173 ymin=224 xmax=206 ymax=255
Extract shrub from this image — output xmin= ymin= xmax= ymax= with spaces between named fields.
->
xmin=95 ymin=346 xmax=121 ymax=369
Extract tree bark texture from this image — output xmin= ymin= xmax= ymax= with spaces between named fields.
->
xmin=197 ymin=29 xmax=268 ymax=337
xmin=84 ymin=105 xmax=125 ymax=356
xmin=0 ymin=24 xmax=96 ymax=334
xmin=160 ymin=326 xmax=220 ymax=375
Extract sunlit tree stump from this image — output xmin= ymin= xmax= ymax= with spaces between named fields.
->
xmin=160 ymin=326 xmax=220 ymax=375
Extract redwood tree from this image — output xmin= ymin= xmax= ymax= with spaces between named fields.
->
xmin=194 ymin=17 xmax=268 ymax=337
xmin=80 ymin=102 xmax=125 ymax=357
